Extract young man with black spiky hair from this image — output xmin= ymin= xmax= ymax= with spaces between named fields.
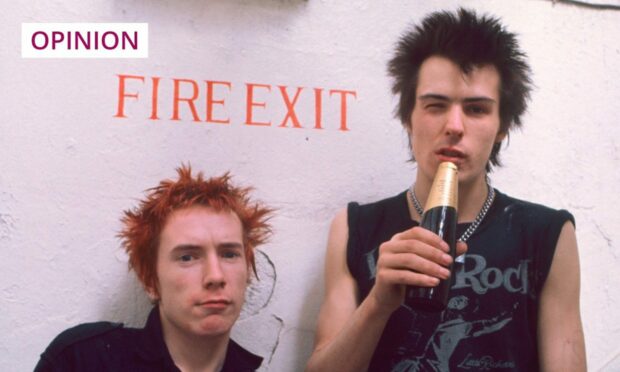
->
xmin=307 ymin=8 xmax=586 ymax=372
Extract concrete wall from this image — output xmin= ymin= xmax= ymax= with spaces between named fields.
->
xmin=1 ymin=0 xmax=619 ymax=370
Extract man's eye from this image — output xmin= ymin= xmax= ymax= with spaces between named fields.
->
xmin=222 ymin=251 xmax=241 ymax=259
xmin=426 ymin=103 xmax=445 ymax=110
xmin=466 ymin=105 xmax=488 ymax=115
xmin=179 ymin=254 xmax=195 ymax=262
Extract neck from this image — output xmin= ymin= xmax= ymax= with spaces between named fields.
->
xmin=413 ymin=173 xmax=489 ymax=223
xmin=160 ymin=311 xmax=229 ymax=372
xmin=457 ymin=176 xmax=489 ymax=222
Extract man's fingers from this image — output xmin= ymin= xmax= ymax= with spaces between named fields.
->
xmin=392 ymin=227 xmax=449 ymax=253
xmin=380 ymin=253 xmax=451 ymax=280
xmin=456 ymin=241 xmax=468 ymax=256
xmin=376 ymin=227 xmax=465 ymax=290
xmin=376 ymin=267 xmax=441 ymax=288
xmin=381 ymin=238 xmax=453 ymax=266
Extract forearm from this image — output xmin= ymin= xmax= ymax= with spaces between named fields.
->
xmin=540 ymin=325 xmax=586 ymax=372
xmin=307 ymin=211 xmax=455 ymax=371
xmin=306 ymin=296 xmax=393 ymax=372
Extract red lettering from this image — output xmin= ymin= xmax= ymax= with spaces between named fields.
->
xmin=112 ymin=74 xmax=356 ymax=132
xmin=114 ymin=74 xmax=144 ymax=118
xmin=172 ymin=79 xmax=200 ymax=122
xmin=278 ymin=86 xmax=303 ymax=128
xmin=314 ymin=88 xmax=323 ymax=130
xmin=329 ymin=89 xmax=356 ymax=131
xmin=206 ymin=81 xmax=231 ymax=124
xmin=245 ymin=83 xmax=271 ymax=126
xmin=149 ymin=77 xmax=161 ymax=120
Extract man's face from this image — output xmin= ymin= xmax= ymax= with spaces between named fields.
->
xmin=409 ymin=55 xmax=504 ymax=187
xmin=151 ymin=206 xmax=248 ymax=338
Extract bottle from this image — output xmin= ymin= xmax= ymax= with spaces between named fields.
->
xmin=403 ymin=162 xmax=458 ymax=312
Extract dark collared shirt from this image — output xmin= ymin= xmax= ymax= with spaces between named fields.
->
xmin=34 ymin=307 xmax=262 ymax=371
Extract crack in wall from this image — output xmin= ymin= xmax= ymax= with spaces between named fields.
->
xmin=255 ymin=249 xmax=277 ymax=305
xmin=551 ymin=0 xmax=620 ymax=10
xmin=597 ymin=346 xmax=620 ymax=371
xmin=241 ymin=249 xmax=277 ymax=319
xmin=267 ymin=315 xmax=284 ymax=366
xmin=594 ymin=222 xmax=614 ymax=253
xmin=0 ymin=213 xmax=15 ymax=241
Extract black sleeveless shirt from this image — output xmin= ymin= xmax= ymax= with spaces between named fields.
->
xmin=347 ymin=189 xmax=574 ymax=372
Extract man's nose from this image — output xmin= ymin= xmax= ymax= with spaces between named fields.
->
xmin=444 ymin=106 xmax=465 ymax=138
xmin=203 ymin=256 xmax=226 ymax=289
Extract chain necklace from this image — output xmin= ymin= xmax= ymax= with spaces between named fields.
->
xmin=408 ymin=182 xmax=495 ymax=245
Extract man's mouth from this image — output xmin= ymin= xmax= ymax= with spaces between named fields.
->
xmin=198 ymin=299 xmax=231 ymax=310
xmin=436 ymin=148 xmax=465 ymax=160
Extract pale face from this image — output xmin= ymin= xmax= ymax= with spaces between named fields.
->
xmin=151 ymin=206 xmax=248 ymax=339
xmin=409 ymin=56 xmax=505 ymax=188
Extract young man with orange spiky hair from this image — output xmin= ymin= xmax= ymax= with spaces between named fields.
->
xmin=35 ymin=165 xmax=272 ymax=372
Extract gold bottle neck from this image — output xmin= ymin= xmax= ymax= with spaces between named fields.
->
xmin=424 ymin=162 xmax=458 ymax=212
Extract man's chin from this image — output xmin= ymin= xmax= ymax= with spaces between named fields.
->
xmin=193 ymin=318 xmax=234 ymax=338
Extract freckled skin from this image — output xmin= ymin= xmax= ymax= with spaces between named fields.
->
xmin=151 ymin=206 xmax=249 ymax=339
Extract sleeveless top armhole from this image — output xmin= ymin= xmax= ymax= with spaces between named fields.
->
xmin=535 ymin=209 xmax=575 ymax=294
xmin=346 ymin=202 xmax=362 ymax=282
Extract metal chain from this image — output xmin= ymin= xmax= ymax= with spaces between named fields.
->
xmin=408 ymin=183 xmax=495 ymax=243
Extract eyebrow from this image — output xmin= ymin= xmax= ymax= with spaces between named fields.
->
xmin=418 ymin=94 xmax=496 ymax=104
xmin=218 ymin=242 xmax=244 ymax=250
xmin=170 ymin=244 xmax=201 ymax=255
xmin=170 ymin=242 xmax=243 ymax=253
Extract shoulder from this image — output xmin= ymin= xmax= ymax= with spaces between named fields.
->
xmin=348 ymin=191 xmax=405 ymax=216
xmin=43 ymin=321 xmax=124 ymax=357
xmin=347 ymin=191 xmax=407 ymax=230
xmin=35 ymin=321 xmax=125 ymax=369
xmin=494 ymin=189 xmax=575 ymax=228
xmin=224 ymin=339 xmax=263 ymax=371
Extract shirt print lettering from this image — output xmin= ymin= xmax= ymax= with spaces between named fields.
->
xmin=452 ymin=254 xmax=529 ymax=295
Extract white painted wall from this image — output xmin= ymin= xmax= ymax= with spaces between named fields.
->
xmin=1 ymin=0 xmax=619 ymax=370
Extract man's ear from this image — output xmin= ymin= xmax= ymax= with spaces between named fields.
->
xmin=246 ymin=262 xmax=255 ymax=285
xmin=405 ymin=121 xmax=413 ymax=135
xmin=145 ymin=285 xmax=160 ymax=302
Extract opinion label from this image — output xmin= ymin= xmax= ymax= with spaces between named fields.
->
xmin=22 ymin=23 xmax=148 ymax=58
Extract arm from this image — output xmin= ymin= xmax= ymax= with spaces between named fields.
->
xmin=538 ymin=221 xmax=586 ymax=372
xmin=306 ymin=208 xmax=464 ymax=372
